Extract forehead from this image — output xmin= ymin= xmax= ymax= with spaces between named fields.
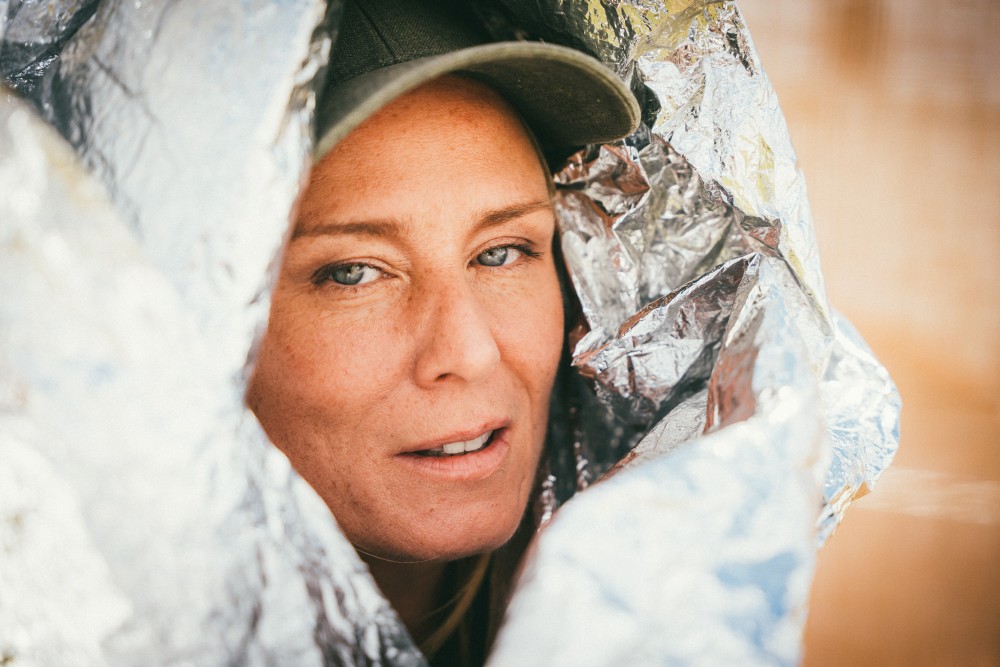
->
xmin=326 ymin=75 xmax=542 ymax=172
xmin=296 ymin=76 xmax=552 ymax=234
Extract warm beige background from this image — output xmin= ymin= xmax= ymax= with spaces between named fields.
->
xmin=736 ymin=0 xmax=1000 ymax=664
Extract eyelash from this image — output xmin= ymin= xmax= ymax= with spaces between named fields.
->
xmin=310 ymin=262 xmax=382 ymax=288
xmin=311 ymin=242 xmax=543 ymax=289
xmin=478 ymin=242 xmax=543 ymax=267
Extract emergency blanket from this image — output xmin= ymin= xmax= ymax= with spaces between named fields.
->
xmin=0 ymin=1 xmax=899 ymax=664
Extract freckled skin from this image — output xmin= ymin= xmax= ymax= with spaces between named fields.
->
xmin=247 ymin=76 xmax=564 ymax=564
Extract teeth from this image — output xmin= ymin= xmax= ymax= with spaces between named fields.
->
xmin=466 ymin=431 xmax=492 ymax=452
xmin=422 ymin=430 xmax=493 ymax=457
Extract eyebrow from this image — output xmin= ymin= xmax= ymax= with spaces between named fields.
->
xmin=473 ymin=198 xmax=554 ymax=230
xmin=291 ymin=198 xmax=553 ymax=241
xmin=291 ymin=218 xmax=404 ymax=240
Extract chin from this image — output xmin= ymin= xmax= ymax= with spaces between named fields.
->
xmin=357 ymin=504 xmax=526 ymax=563
xmin=429 ymin=526 xmax=519 ymax=562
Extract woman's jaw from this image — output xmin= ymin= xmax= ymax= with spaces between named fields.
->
xmin=247 ymin=75 xmax=564 ymax=564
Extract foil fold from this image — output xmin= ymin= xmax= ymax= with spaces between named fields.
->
xmin=0 ymin=0 xmax=99 ymax=94
xmin=492 ymin=1 xmax=899 ymax=663
xmin=1 ymin=0 xmax=423 ymax=662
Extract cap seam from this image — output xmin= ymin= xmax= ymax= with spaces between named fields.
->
xmin=354 ymin=2 xmax=399 ymax=65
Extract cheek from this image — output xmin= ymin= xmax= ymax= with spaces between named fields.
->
xmin=248 ymin=298 xmax=407 ymax=442
xmin=248 ymin=302 xmax=410 ymax=525
xmin=491 ymin=267 xmax=565 ymax=407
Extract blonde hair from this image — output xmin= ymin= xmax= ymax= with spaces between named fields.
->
xmin=419 ymin=552 xmax=492 ymax=657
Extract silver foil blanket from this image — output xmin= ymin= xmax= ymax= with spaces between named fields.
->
xmin=491 ymin=1 xmax=900 ymax=664
xmin=0 ymin=0 xmax=900 ymax=665
xmin=534 ymin=1 xmax=899 ymax=539
xmin=1 ymin=0 xmax=423 ymax=664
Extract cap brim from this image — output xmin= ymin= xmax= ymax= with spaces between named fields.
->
xmin=314 ymin=41 xmax=641 ymax=160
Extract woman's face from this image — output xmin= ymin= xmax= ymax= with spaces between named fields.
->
xmin=248 ymin=76 xmax=564 ymax=562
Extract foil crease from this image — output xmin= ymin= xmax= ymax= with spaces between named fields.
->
xmin=0 ymin=0 xmax=100 ymax=94
xmin=1 ymin=0 xmax=900 ymax=665
xmin=0 ymin=0 xmax=423 ymax=663
xmin=490 ymin=1 xmax=899 ymax=664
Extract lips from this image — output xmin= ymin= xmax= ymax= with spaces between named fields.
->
xmin=397 ymin=426 xmax=511 ymax=481
xmin=401 ymin=419 xmax=508 ymax=455
xmin=415 ymin=430 xmax=494 ymax=456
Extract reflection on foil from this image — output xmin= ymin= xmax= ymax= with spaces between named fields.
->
xmin=0 ymin=0 xmax=423 ymax=662
xmin=2 ymin=0 xmax=899 ymax=665
xmin=0 ymin=0 xmax=100 ymax=94
xmin=494 ymin=1 xmax=899 ymax=664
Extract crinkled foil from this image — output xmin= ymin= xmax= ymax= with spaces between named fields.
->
xmin=0 ymin=0 xmax=100 ymax=94
xmin=490 ymin=2 xmax=900 ymax=664
xmin=1 ymin=0 xmax=900 ymax=665
xmin=0 ymin=0 xmax=422 ymax=663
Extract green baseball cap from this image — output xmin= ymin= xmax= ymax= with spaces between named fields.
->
xmin=314 ymin=0 xmax=641 ymax=160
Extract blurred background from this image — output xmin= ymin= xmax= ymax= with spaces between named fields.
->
xmin=737 ymin=0 xmax=1000 ymax=664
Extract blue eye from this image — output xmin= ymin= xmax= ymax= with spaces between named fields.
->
xmin=476 ymin=244 xmax=542 ymax=268
xmin=477 ymin=246 xmax=514 ymax=267
xmin=320 ymin=263 xmax=381 ymax=286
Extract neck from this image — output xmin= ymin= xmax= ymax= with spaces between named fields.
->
xmin=362 ymin=554 xmax=450 ymax=645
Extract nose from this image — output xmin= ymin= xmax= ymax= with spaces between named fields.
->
xmin=412 ymin=278 xmax=501 ymax=387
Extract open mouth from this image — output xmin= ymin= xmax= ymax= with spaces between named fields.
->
xmin=412 ymin=429 xmax=497 ymax=457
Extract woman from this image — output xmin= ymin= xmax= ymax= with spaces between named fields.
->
xmin=247 ymin=0 xmax=639 ymax=663
xmin=0 ymin=0 xmax=902 ymax=662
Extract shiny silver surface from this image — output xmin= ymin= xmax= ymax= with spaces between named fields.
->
xmin=493 ymin=1 xmax=900 ymax=664
xmin=0 ymin=0 xmax=422 ymax=662
xmin=1 ymin=0 xmax=899 ymax=664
